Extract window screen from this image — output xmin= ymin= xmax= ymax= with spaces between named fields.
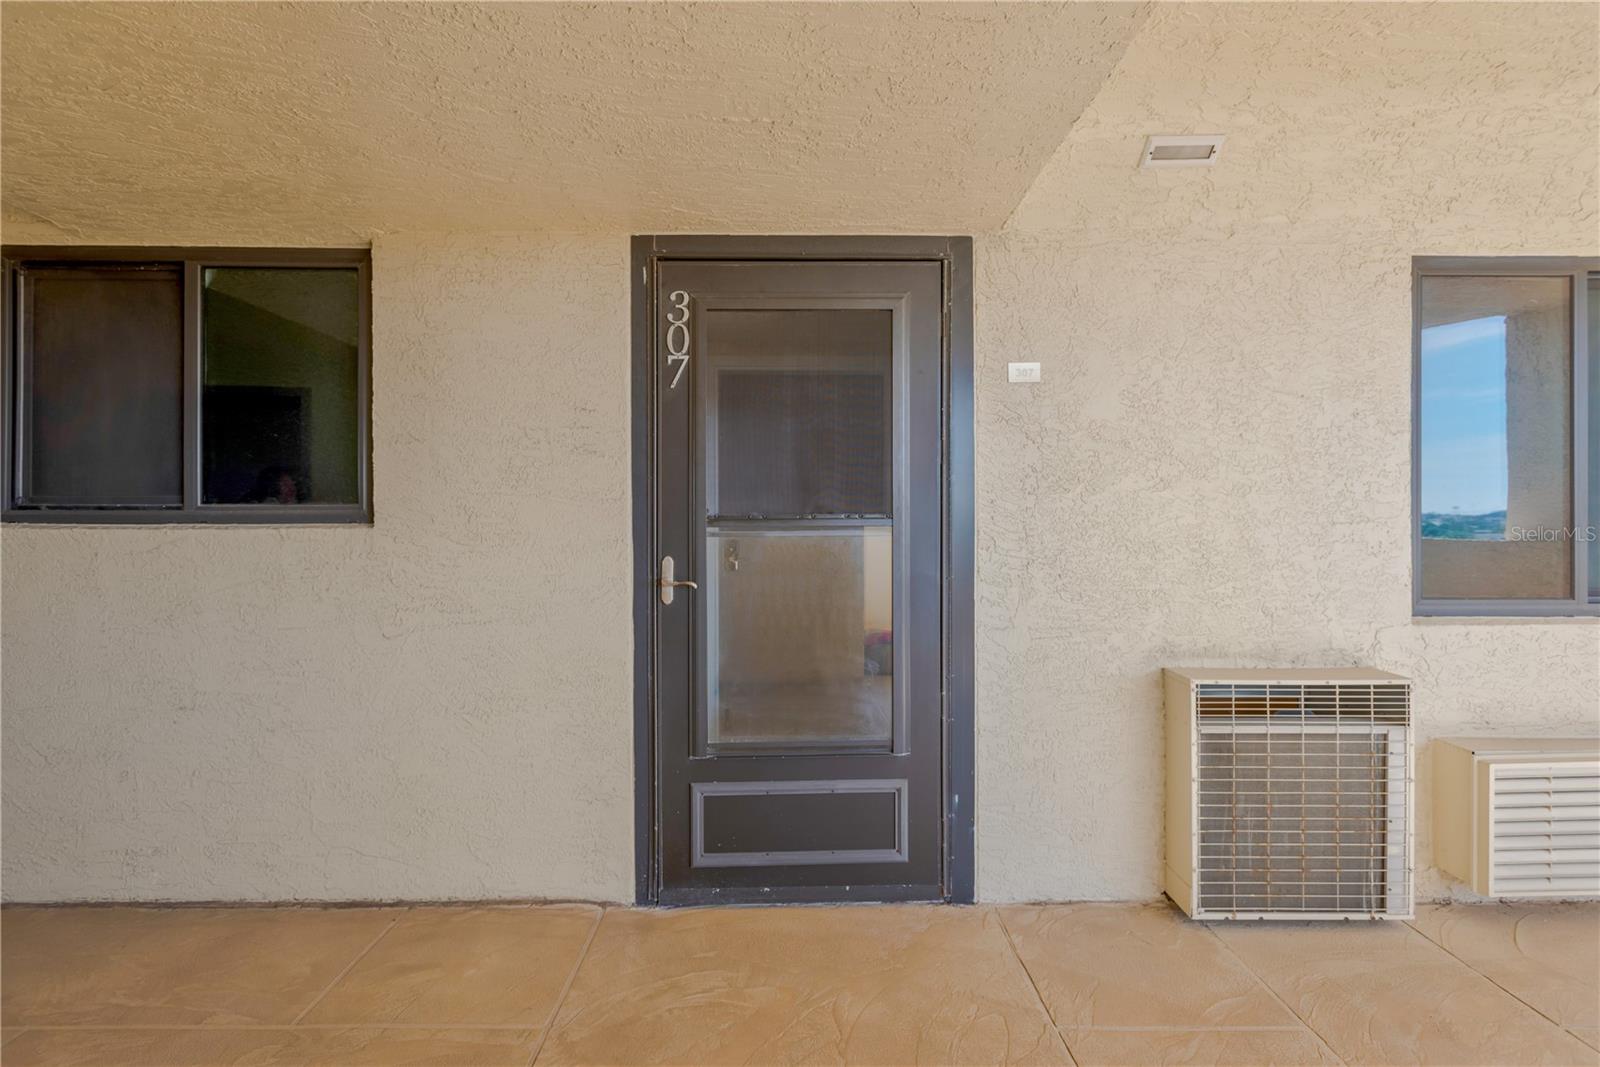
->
xmin=21 ymin=267 xmax=183 ymax=507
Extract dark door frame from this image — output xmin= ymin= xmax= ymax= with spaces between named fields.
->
xmin=630 ymin=235 xmax=975 ymax=906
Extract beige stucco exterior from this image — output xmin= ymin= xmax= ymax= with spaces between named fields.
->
xmin=2 ymin=235 xmax=639 ymax=901
xmin=2 ymin=2 xmax=1597 ymax=903
xmin=0 ymin=2 xmax=1148 ymax=240
xmin=973 ymin=0 xmax=1600 ymax=903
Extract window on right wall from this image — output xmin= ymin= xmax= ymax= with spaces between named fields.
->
xmin=1414 ymin=257 xmax=1599 ymax=616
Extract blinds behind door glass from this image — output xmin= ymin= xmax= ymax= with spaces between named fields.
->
xmin=717 ymin=371 xmax=888 ymax=516
xmin=707 ymin=309 xmax=891 ymax=519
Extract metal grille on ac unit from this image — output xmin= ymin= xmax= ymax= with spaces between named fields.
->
xmin=1434 ymin=738 xmax=1600 ymax=899
xmin=1165 ymin=668 xmax=1414 ymax=921
xmin=1491 ymin=762 xmax=1600 ymax=896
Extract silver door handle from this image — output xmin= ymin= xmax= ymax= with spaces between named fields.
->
xmin=659 ymin=555 xmax=698 ymax=605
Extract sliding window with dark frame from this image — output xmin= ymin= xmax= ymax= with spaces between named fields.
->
xmin=2 ymin=247 xmax=371 ymax=524
xmin=1413 ymin=256 xmax=1598 ymax=616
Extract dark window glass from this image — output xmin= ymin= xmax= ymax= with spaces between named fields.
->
xmin=201 ymin=268 xmax=359 ymax=505
xmin=22 ymin=267 xmax=183 ymax=506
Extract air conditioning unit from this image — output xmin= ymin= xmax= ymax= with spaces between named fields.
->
xmin=1164 ymin=668 xmax=1413 ymax=920
xmin=1433 ymin=737 xmax=1600 ymax=899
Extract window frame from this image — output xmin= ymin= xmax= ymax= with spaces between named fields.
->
xmin=2 ymin=246 xmax=372 ymax=525
xmin=1412 ymin=255 xmax=1599 ymax=617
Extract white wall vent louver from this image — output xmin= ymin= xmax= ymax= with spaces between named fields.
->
xmin=1140 ymin=134 xmax=1225 ymax=168
xmin=1164 ymin=668 xmax=1413 ymax=920
xmin=1433 ymin=738 xmax=1600 ymax=899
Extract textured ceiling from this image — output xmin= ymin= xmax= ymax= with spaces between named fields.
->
xmin=1 ymin=1 xmax=1147 ymax=242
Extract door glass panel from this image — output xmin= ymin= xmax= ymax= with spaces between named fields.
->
xmin=707 ymin=309 xmax=891 ymax=519
xmin=707 ymin=527 xmax=892 ymax=747
xmin=702 ymin=308 xmax=894 ymax=749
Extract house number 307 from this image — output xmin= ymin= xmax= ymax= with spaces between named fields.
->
xmin=665 ymin=289 xmax=690 ymax=388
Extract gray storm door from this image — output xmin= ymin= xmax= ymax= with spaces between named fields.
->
xmin=652 ymin=259 xmax=947 ymax=903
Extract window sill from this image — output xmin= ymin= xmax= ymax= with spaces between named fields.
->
xmin=3 ymin=506 xmax=370 ymax=525
xmin=1412 ymin=611 xmax=1599 ymax=625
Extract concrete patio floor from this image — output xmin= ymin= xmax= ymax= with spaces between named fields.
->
xmin=0 ymin=901 xmax=1595 ymax=1066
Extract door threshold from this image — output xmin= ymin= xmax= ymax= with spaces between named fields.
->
xmin=657 ymin=884 xmax=945 ymax=907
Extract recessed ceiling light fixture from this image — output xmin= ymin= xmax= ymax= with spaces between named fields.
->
xmin=1140 ymin=134 xmax=1225 ymax=169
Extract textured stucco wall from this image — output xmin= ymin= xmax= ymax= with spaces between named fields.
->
xmin=1 ymin=235 xmax=637 ymax=901
xmin=974 ymin=1 xmax=1600 ymax=903
xmin=0 ymin=2 xmax=1148 ymax=239
xmin=3 ymin=2 xmax=1598 ymax=905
